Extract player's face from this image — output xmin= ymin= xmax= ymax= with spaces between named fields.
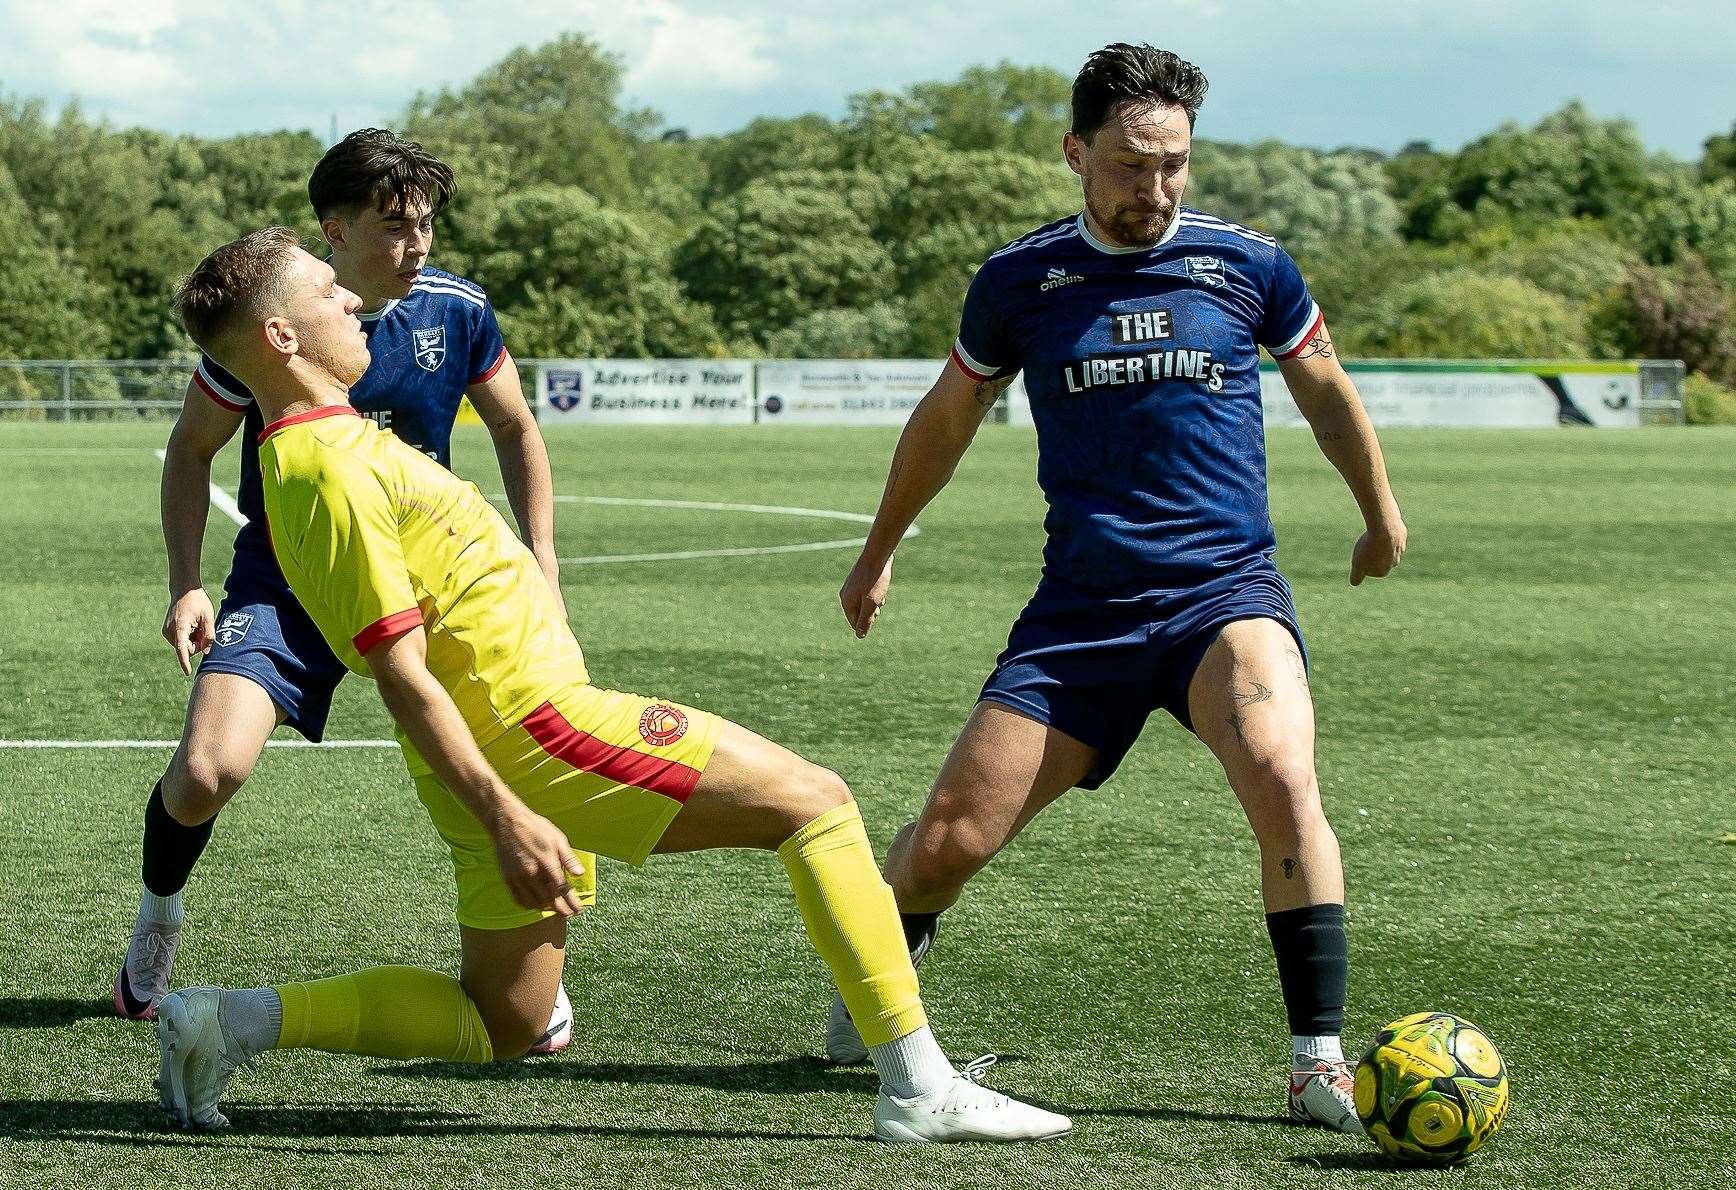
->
xmin=285 ymin=249 xmax=370 ymax=385
xmin=323 ymin=194 xmax=437 ymax=303
xmin=1065 ymin=102 xmax=1192 ymax=248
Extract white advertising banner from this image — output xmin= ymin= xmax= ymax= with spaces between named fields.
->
xmin=537 ymin=359 xmax=754 ymax=425
xmin=757 ymin=359 xmax=944 ymax=425
xmin=1258 ymin=364 xmax=1642 ymax=429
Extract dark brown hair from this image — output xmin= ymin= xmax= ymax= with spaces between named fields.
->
xmin=1071 ymin=44 xmax=1209 ymax=140
xmin=307 ymin=128 xmax=455 ymax=220
xmin=173 ymin=226 xmax=302 ymax=354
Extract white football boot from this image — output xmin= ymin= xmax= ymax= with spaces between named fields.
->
xmin=873 ymin=1055 xmax=1073 ymax=1144
xmin=1289 ymin=1057 xmax=1363 ymax=1133
xmin=527 ymin=983 xmax=573 ymax=1056
xmin=156 ymin=986 xmax=256 ymax=1129
xmin=115 ymin=916 xmax=182 ymax=1021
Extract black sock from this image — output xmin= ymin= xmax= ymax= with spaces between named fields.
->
xmin=141 ymin=780 xmax=216 ymax=898
xmin=900 ymin=912 xmax=940 ymax=966
xmin=1265 ymin=902 xmax=1348 ymax=1036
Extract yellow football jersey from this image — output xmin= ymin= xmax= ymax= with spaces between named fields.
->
xmin=258 ymin=405 xmax=586 ymax=746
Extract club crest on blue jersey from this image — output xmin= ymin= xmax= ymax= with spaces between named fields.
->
xmin=1185 ymin=256 xmax=1226 ymax=288
xmin=413 ymin=326 xmax=447 ymax=372
xmin=214 ymin=611 xmax=254 ymax=648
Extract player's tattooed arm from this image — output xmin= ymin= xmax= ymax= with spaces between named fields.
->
xmin=1226 ymin=681 xmax=1274 ymax=747
xmin=971 ymin=374 xmax=1013 ymax=409
xmin=1295 ymin=331 xmax=1334 ymax=360
xmin=1285 ymin=645 xmax=1309 ymax=693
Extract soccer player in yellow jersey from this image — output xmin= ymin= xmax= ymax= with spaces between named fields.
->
xmin=150 ymin=227 xmax=1070 ymax=1144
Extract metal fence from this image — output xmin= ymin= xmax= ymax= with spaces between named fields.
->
xmin=0 ymin=357 xmax=1691 ymax=424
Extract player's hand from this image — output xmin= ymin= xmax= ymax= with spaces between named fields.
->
xmin=839 ymin=553 xmax=894 ymax=638
xmin=1351 ymin=516 xmax=1407 ymax=586
xmin=489 ymin=804 xmax=587 ymax=916
xmin=163 ymin=589 xmax=216 ymax=676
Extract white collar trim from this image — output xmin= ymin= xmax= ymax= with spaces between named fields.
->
xmin=358 ymin=298 xmax=399 ymax=323
xmin=1076 ymin=209 xmax=1182 ymax=255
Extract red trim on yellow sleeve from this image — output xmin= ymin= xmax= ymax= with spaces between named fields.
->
xmin=471 ymin=346 xmax=508 ymax=385
xmin=352 ymin=608 xmax=424 ymax=656
xmin=257 ymin=404 xmax=361 ymax=445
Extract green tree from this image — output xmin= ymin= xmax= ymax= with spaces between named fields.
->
xmin=403 ymin=34 xmax=658 ymax=209
xmin=1189 ymin=140 xmax=1401 ymax=257
xmin=468 ymin=185 xmax=723 ymax=358
xmin=677 ymin=179 xmax=894 ymax=343
xmin=1405 ymin=103 xmax=1650 ymax=240
xmin=1702 ymin=120 xmax=1736 ymax=185
xmin=1357 ymin=270 xmax=1588 ymax=358
xmin=1590 ymin=255 xmax=1736 ymax=385
xmin=0 ymin=161 xmax=110 ymax=359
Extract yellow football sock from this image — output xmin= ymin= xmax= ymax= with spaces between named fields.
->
xmin=274 ymin=965 xmax=494 ymax=1063
xmin=777 ymin=801 xmax=926 ymax=1048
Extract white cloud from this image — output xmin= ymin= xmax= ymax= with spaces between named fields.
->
xmin=0 ymin=0 xmax=1731 ymax=153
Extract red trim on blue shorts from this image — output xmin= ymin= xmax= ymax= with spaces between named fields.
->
xmin=520 ymin=700 xmax=701 ymax=802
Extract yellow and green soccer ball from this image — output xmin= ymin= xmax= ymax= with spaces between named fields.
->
xmin=1355 ymin=1012 xmax=1509 ymax=1163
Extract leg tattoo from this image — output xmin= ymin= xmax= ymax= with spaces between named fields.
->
xmin=1226 ymin=682 xmax=1273 ymax=747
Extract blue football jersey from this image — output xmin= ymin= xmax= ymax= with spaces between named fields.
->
xmin=193 ymin=267 xmax=506 ymax=565
xmin=953 ymin=209 xmax=1322 ymax=600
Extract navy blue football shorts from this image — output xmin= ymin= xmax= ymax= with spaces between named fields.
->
xmin=978 ymin=566 xmax=1307 ymax=790
xmin=197 ymin=556 xmax=348 ymax=742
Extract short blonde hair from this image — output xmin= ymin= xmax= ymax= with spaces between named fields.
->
xmin=172 ymin=226 xmax=302 ymax=355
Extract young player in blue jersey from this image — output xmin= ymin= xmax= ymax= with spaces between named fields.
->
xmin=116 ymin=130 xmax=581 ymax=1053
xmin=827 ymin=45 xmax=1408 ymax=1132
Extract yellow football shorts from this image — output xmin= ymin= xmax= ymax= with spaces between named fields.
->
xmin=408 ymin=684 xmax=722 ymax=930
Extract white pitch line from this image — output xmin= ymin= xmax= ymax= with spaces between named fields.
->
xmin=0 ymin=739 xmax=396 ymax=749
xmin=155 ymin=448 xmax=247 ymax=527
xmin=498 ymin=493 xmax=919 ymax=565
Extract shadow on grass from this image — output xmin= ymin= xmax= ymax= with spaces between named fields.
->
xmin=0 ymin=1099 xmax=857 ymax=1145
xmin=1287 ymin=1151 xmax=1422 ymax=1172
xmin=0 ymin=997 xmax=113 ymax=1029
xmin=383 ymin=1055 xmax=1300 ymax=1132
xmin=379 ymin=1053 xmax=882 ymax=1096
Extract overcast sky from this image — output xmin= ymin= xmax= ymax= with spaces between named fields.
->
xmin=3 ymin=0 xmax=1733 ymax=157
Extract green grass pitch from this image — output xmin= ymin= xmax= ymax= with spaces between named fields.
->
xmin=1 ymin=421 xmax=1732 ymax=1189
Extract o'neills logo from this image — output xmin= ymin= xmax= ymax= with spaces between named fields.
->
xmin=639 ymin=704 xmax=689 ymax=747
xmin=1041 ymin=267 xmax=1084 ymax=291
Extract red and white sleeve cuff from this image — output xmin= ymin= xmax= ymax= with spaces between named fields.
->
xmin=470 ymin=346 xmax=508 ymax=386
xmin=950 ymin=340 xmax=1002 ymax=382
xmin=193 ymin=367 xmax=250 ymax=412
xmin=1271 ymin=303 xmax=1325 ymax=360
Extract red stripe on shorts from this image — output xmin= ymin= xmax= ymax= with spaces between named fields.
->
xmin=520 ymin=701 xmax=702 ymax=803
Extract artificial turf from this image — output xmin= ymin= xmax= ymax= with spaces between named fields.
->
xmin=0 ymin=421 xmax=1731 ymax=1188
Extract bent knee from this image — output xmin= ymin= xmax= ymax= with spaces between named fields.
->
xmin=904 ymin=813 xmax=1000 ymax=892
xmin=1238 ymin=757 xmax=1329 ymax=836
xmin=163 ymin=747 xmax=254 ymax=821
xmin=788 ymin=763 xmax=853 ymax=825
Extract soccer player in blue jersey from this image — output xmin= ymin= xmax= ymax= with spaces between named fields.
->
xmin=115 ymin=130 xmax=579 ymax=1052
xmin=827 ymin=45 xmax=1408 ymax=1132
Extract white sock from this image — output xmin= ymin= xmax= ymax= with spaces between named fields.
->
xmin=1293 ymin=1034 xmax=1344 ymax=1064
xmin=138 ymin=888 xmax=184 ymax=927
xmin=221 ymin=988 xmax=283 ymax=1059
xmin=869 ymin=1025 xmax=955 ymax=1099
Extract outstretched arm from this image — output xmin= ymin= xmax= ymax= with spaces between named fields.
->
xmin=366 ymin=627 xmax=585 ymax=916
xmin=468 ymin=350 xmax=565 ymax=618
xmin=1275 ymin=321 xmax=1407 ymax=585
xmin=840 ymin=358 xmax=1012 ymax=636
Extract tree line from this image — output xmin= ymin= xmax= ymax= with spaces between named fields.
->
xmin=4 ymin=33 xmax=1734 ymax=421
